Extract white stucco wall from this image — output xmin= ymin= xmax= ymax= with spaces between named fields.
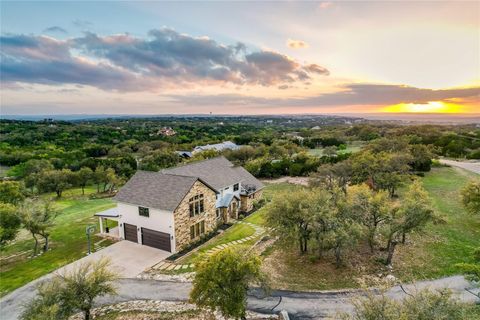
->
xmin=219 ymin=182 xmax=242 ymax=198
xmin=117 ymin=202 xmax=176 ymax=252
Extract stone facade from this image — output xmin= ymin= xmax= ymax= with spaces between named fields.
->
xmin=240 ymin=189 xmax=263 ymax=213
xmin=173 ymin=180 xmax=217 ymax=251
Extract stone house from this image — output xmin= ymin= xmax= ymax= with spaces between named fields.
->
xmin=104 ymin=157 xmax=263 ymax=253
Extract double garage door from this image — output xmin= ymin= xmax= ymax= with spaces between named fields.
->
xmin=123 ymin=223 xmax=171 ymax=252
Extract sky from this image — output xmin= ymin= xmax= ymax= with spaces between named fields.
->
xmin=0 ymin=1 xmax=479 ymax=115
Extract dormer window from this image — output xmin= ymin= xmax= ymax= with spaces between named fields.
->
xmin=189 ymin=194 xmax=205 ymax=217
xmin=139 ymin=206 xmax=149 ymax=217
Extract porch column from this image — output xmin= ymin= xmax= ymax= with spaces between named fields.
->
xmin=98 ymin=217 xmax=104 ymax=233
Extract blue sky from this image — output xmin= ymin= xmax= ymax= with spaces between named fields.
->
xmin=1 ymin=1 xmax=479 ymax=115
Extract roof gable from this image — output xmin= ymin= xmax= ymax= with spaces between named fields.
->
xmin=114 ymin=171 xmax=215 ymax=211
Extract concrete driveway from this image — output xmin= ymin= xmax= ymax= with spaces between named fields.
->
xmin=61 ymin=240 xmax=170 ymax=278
xmin=0 ymin=241 xmax=169 ymax=320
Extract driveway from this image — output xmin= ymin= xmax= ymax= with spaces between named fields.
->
xmin=439 ymin=159 xmax=480 ymax=175
xmin=0 ymin=241 xmax=169 ymax=319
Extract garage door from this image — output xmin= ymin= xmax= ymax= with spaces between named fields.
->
xmin=124 ymin=223 xmax=138 ymax=243
xmin=141 ymin=228 xmax=171 ymax=252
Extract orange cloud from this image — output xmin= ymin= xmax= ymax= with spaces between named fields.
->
xmin=286 ymin=39 xmax=309 ymax=49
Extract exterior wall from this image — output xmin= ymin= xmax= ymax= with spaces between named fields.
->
xmin=240 ymin=189 xmax=263 ymax=213
xmin=173 ymin=180 xmax=218 ymax=252
xmin=219 ymin=183 xmax=241 ymax=198
xmin=117 ymin=202 xmax=176 ymax=252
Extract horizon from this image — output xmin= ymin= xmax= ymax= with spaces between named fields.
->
xmin=1 ymin=1 xmax=479 ymax=116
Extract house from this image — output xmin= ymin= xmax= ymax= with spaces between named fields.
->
xmin=157 ymin=127 xmax=176 ymax=136
xmin=192 ymin=141 xmax=240 ymax=154
xmin=96 ymin=157 xmax=263 ymax=253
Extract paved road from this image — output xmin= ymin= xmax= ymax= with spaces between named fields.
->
xmin=439 ymin=159 xmax=480 ymax=175
xmin=2 ymin=276 xmax=478 ymax=320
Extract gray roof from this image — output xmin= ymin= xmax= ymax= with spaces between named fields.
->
xmin=162 ymin=156 xmax=264 ymax=191
xmin=216 ymin=193 xmax=239 ymax=208
xmin=94 ymin=207 xmax=119 ymax=218
xmin=114 ymin=171 xmax=211 ymax=212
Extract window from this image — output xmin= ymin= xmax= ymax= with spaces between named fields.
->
xmin=190 ymin=220 xmax=206 ymax=239
xmin=233 ymin=183 xmax=239 ymax=191
xmin=189 ymin=194 xmax=205 ymax=217
xmin=139 ymin=207 xmax=149 ymax=217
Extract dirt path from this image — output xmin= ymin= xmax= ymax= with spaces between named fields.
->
xmin=261 ymin=176 xmax=310 ymax=186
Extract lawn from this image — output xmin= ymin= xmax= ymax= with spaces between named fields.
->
xmin=260 ymin=167 xmax=480 ymax=290
xmin=0 ymin=186 xmax=115 ymax=296
xmin=394 ymin=167 xmax=480 ymax=282
xmin=177 ymin=222 xmax=256 ymax=265
xmin=308 ymin=141 xmax=365 ymax=157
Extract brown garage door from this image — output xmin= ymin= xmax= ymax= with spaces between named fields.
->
xmin=141 ymin=228 xmax=171 ymax=252
xmin=124 ymin=223 xmax=138 ymax=243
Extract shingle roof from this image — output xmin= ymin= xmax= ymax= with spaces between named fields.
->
xmin=161 ymin=156 xmax=263 ymax=191
xmin=216 ymin=193 xmax=239 ymax=208
xmin=114 ymin=171 xmax=205 ymax=212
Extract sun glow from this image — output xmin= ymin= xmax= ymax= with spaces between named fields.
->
xmin=382 ymin=101 xmax=464 ymax=113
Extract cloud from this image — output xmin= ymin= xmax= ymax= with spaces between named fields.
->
xmin=167 ymin=84 xmax=480 ymax=107
xmin=73 ymin=19 xmax=92 ymax=28
xmin=318 ymin=2 xmax=333 ymax=9
xmin=286 ymin=39 xmax=309 ymax=49
xmin=1 ymin=29 xmax=329 ymax=91
xmin=43 ymin=26 xmax=68 ymax=34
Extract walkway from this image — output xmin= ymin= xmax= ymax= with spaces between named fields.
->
xmin=2 ymin=276 xmax=478 ymax=320
xmin=150 ymin=221 xmax=265 ymax=271
xmin=439 ymin=159 xmax=480 ymax=175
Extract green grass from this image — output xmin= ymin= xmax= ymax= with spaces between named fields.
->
xmin=178 ymin=222 xmax=256 ymax=265
xmin=308 ymin=141 xmax=365 ymax=157
xmin=0 ymin=186 xmax=115 ymax=296
xmin=261 ymin=167 xmax=480 ymax=290
xmin=395 ymin=167 xmax=480 ymax=281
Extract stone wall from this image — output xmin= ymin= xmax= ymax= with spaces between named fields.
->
xmin=241 ymin=189 xmax=263 ymax=213
xmin=173 ymin=180 xmax=217 ymax=252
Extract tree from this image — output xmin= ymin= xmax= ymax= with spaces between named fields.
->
xmin=19 ymin=199 xmax=58 ymax=254
xmin=0 ymin=203 xmax=21 ymax=247
xmin=383 ymin=181 xmax=435 ymax=265
xmin=36 ymin=169 xmax=73 ymax=197
xmin=21 ymin=259 xmax=118 ymax=320
xmin=461 ymin=180 xmax=480 ymax=215
xmin=0 ymin=180 xmax=26 ymax=204
xmin=347 ymin=185 xmax=390 ymax=252
xmin=61 ymin=259 xmax=118 ymax=320
xmin=310 ymin=160 xmax=352 ymax=194
xmin=20 ymin=278 xmax=71 ymax=320
xmin=190 ymin=249 xmax=267 ymax=320
xmin=74 ymin=167 xmax=93 ymax=195
xmin=341 ymin=289 xmax=474 ymax=320
xmin=265 ymin=188 xmax=316 ymax=253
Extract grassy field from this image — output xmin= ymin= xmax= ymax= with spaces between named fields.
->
xmin=0 ymin=186 xmax=115 ymax=296
xmin=259 ymin=167 xmax=480 ymax=290
xmin=308 ymin=141 xmax=365 ymax=157
xmin=394 ymin=167 xmax=480 ymax=281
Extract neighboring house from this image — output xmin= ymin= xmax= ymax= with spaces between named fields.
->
xmin=150 ymin=127 xmax=176 ymax=137
xmin=192 ymin=141 xmax=240 ymax=154
xmin=101 ymin=157 xmax=263 ymax=253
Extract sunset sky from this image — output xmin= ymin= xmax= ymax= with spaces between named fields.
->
xmin=1 ymin=1 xmax=479 ymax=115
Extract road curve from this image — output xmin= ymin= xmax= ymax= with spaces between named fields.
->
xmin=1 ymin=276 xmax=478 ymax=320
xmin=439 ymin=159 xmax=480 ymax=175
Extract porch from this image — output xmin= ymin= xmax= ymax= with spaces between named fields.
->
xmin=94 ymin=207 xmax=120 ymax=239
